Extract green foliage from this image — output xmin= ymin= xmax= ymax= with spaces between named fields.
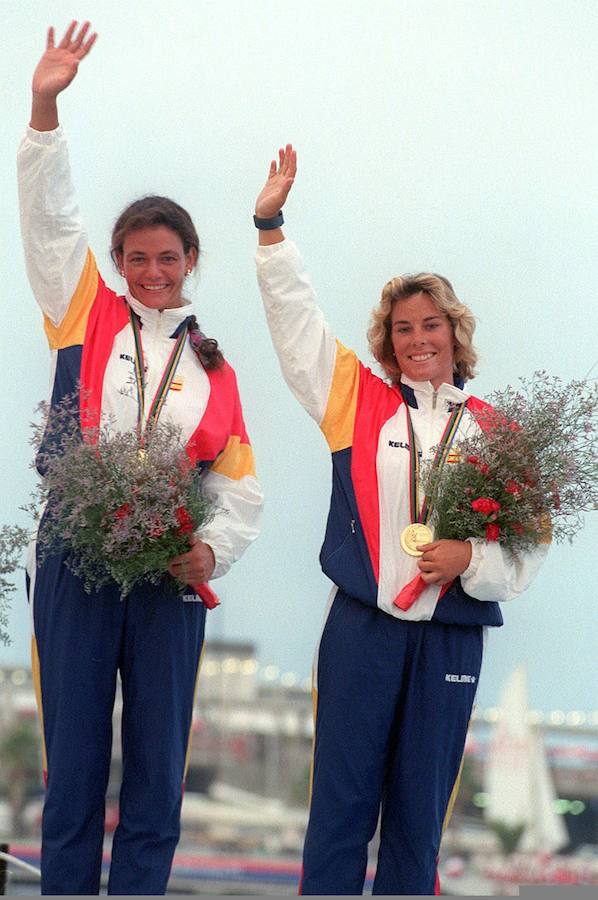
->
xmin=29 ymin=393 xmax=214 ymax=597
xmin=0 ymin=525 xmax=29 ymax=646
xmin=423 ymin=372 xmax=598 ymax=552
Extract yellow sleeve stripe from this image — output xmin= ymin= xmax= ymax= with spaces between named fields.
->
xmin=210 ymin=435 xmax=256 ymax=480
xmin=44 ymin=249 xmax=99 ymax=350
xmin=319 ymin=341 xmax=360 ymax=452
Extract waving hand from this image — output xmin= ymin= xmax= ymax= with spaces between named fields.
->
xmin=31 ymin=21 xmax=97 ymax=130
xmin=255 ymin=144 xmax=297 ymax=219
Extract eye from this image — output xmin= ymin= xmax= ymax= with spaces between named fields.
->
xmin=395 ymin=326 xmax=410 ymax=334
xmin=161 ymin=255 xmax=178 ymax=263
xmin=425 ymin=322 xmax=440 ymax=330
xmin=129 ymin=256 xmax=145 ymax=264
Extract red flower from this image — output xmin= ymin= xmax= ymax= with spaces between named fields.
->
xmin=175 ymin=506 xmax=194 ymax=535
xmin=148 ymin=522 xmax=165 ymax=539
xmin=467 ymin=455 xmax=489 ymax=474
xmin=471 ymin=497 xmax=501 ymax=516
xmin=512 ymin=523 xmax=524 ymax=535
xmin=114 ymin=503 xmax=132 ymax=520
xmin=485 ymin=523 xmax=500 ymax=541
xmin=505 ymin=480 xmax=523 ymax=496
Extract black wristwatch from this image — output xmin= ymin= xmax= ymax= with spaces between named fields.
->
xmin=253 ymin=210 xmax=284 ymax=230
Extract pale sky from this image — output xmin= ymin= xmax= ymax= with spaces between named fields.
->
xmin=1 ymin=0 xmax=597 ymax=712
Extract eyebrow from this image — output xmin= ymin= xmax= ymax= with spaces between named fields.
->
xmin=392 ymin=315 xmax=443 ymax=325
xmin=125 ymin=249 xmax=181 ymax=257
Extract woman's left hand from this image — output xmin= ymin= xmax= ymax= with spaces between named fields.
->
xmin=416 ymin=539 xmax=472 ymax=584
xmin=168 ymin=534 xmax=215 ymax=584
xmin=255 ymin=144 xmax=297 ymax=219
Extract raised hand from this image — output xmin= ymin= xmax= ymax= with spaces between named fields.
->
xmin=255 ymin=144 xmax=297 ymax=218
xmin=32 ymin=21 xmax=97 ymax=99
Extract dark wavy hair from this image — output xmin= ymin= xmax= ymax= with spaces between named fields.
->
xmin=111 ymin=196 xmax=223 ymax=369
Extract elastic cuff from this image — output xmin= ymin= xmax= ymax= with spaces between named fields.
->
xmin=462 ymin=538 xmax=483 ymax=580
xmin=25 ymin=124 xmax=63 ymax=144
xmin=255 ymin=240 xmax=288 ymax=261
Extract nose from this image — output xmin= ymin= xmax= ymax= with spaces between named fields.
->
xmin=145 ymin=258 xmax=162 ymax=280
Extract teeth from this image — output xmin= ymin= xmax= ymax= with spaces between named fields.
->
xmin=410 ymin=353 xmax=435 ymax=361
xmin=142 ymin=285 xmax=168 ymax=291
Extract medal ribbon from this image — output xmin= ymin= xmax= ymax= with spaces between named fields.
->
xmin=405 ymin=401 xmax=466 ymax=527
xmin=129 ymin=308 xmax=189 ymax=442
xmin=128 ymin=307 xmax=220 ymax=612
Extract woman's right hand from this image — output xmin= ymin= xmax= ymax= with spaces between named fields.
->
xmin=32 ymin=21 xmax=97 ymax=100
xmin=255 ymin=144 xmax=297 ymax=218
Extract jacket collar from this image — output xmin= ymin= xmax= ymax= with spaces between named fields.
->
xmin=399 ymin=374 xmax=469 ymax=409
xmin=126 ymin=291 xmax=192 ymax=338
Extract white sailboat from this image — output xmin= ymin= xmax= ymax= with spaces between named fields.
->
xmin=483 ymin=664 xmax=568 ymax=853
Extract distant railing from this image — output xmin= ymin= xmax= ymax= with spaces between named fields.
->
xmin=0 ymin=845 xmax=41 ymax=895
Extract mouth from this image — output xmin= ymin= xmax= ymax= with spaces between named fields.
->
xmin=409 ymin=352 xmax=436 ymax=362
xmin=139 ymin=284 xmax=170 ymax=293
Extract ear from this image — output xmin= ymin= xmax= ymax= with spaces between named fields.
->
xmin=186 ymin=247 xmax=199 ymax=272
xmin=112 ymin=249 xmax=124 ymax=272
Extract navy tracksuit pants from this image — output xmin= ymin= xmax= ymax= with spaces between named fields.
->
xmin=30 ymin=552 xmax=206 ymax=895
xmin=301 ymin=590 xmax=483 ymax=895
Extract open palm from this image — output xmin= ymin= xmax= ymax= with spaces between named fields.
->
xmin=255 ymin=144 xmax=297 ymax=218
xmin=32 ymin=20 xmax=97 ymax=98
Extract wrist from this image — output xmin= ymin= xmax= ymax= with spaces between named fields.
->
xmin=253 ymin=210 xmax=284 ymax=230
xmin=258 ymin=228 xmax=284 ymax=246
xmin=30 ymin=94 xmax=59 ymax=131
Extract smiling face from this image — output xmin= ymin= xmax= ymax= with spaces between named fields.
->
xmin=390 ymin=291 xmax=456 ymax=389
xmin=118 ymin=225 xmax=198 ymax=310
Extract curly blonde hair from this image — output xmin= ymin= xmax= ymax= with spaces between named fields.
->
xmin=367 ymin=273 xmax=477 ymax=383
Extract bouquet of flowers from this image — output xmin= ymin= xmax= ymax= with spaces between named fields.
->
xmin=395 ymin=372 xmax=597 ymax=610
xmin=30 ymin=394 xmax=216 ymax=605
xmin=0 ymin=524 xmax=29 ymax=645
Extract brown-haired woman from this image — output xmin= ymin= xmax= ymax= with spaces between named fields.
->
xmin=254 ymin=146 xmax=548 ymax=895
xmin=18 ymin=22 xmax=263 ymax=895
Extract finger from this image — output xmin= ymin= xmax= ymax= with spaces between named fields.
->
xmin=59 ymin=20 xmax=78 ymax=49
xmin=81 ymin=32 xmax=97 ymax=56
xmin=268 ymin=160 xmax=276 ymax=178
xmin=420 ymin=571 xmax=442 ymax=584
xmin=282 ymin=143 xmax=294 ymax=176
xmin=72 ymin=20 xmax=90 ymax=50
xmin=416 ymin=542 xmax=439 ymax=552
xmin=46 ymin=26 xmax=55 ymax=49
xmin=289 ymin=148 xmax=297 ymax=177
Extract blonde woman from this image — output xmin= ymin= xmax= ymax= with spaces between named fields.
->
xmin=253 ymin=146 xmax=547 ymax=895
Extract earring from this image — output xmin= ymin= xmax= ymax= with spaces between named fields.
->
xmin=185 ymin=269 xmax=192 ymax=277
xmin=119 ymin=270 xmax=125 ymax=277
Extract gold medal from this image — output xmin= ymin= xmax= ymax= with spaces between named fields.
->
xmin=400 ymin=523 xmax=434 ymax=557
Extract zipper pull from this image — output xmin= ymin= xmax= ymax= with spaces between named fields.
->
xmin=432 ymin=391 xmax=438 ymax=410
xmin=350 ymin=519 xmax=356 ymax=534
